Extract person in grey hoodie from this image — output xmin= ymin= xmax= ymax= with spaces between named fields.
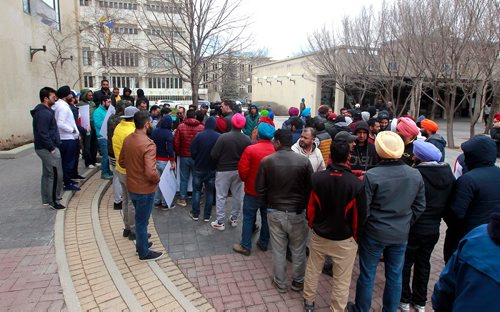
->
xmin=351 ymin=131 xmax=425 ymax=312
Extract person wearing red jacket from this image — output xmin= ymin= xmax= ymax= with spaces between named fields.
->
xmin=233 ymin=117 xmax=276 ymax=256
xmin=173 ymin=109 xmax=204 ymax=207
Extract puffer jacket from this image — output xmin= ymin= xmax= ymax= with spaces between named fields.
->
xmin=238 ymin=139 xmax=275 ymax=196
xmin=173 ymin=118 xmax=204 ymax=157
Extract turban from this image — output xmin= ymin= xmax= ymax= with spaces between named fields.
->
xmin=413 ymin=140 xmax=442 ymax=162
xmin=375 ymin=131 xmax=404 ymax=159
xmin=288 ymin=107 xmax=299 ymax=117
xmin=231 ymin=113 xmax=246 ymax=129
xmin=421 ymin=119 xmax=439 ymax=133
xmin=397 ymin=117 xmax=419 ymax=139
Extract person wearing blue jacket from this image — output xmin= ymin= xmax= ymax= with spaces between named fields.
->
xmin=151 ymin=114 xmax=175 ymax=209
xmin=31 ymin=87 xmax=64 ymax=210
xmin=93 ymin=95 xmax=113 ymax=179
xmin=190 ymin=117 xmax=220 ymax=221
xmin=445 ymin=135 xmax=500 ymax=261
xmin=432 ymin=213 xmax=500 ymax=311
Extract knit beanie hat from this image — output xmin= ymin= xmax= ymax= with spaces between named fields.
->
xmin=258 ymin=117 xmax=276 ymax=140
xmin=421 ymin=119 xmax=439 ymax=133
xmin=494 ymin=113 xmax=500 ymax=122
xmin=413 ymin=140 xmax=442 ymax=162
xmin=375 ymin=131 xmax=404 ymax=159
xmin=56 ymin=85 xmax=71 ymax=99
xmin=327 ymin=113 xmax=337 ymax=120
xmin=231 ymin=113 xmax=246 ymax=129
xmin=361 ymin=111 xmax=370 ymax=122
xmin=397 ymin=117 xmax=419 ymax=139
xmin=260 ymin=109 xmax=269 ymax=117
xmin=216 ymin=117 xmax=227 ymax=133
xmin=288 ymin=107 xmax=299 ymax=117
xmin=301 ymin=107 xmax=311 ymax=117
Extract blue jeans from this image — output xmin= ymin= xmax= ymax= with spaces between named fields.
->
xmin=240 ymin=194 xmax=269 ymax=250
xmin=355 ymin=235 xmax=408 ymax=312
xmin=129 ymin=192 xmax=155 ymax=258
xmin=154 ymin=160 xmax=168 ymax=205
xmin=191 ymin=170 xmax=215 ymax=219
xmin=179 ymin=157 xmax=194 ymax=199
xmin=97 ymin=137 xmax=112 ymax=176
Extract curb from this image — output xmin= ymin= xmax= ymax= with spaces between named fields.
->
xmin=0 ymin=143 xmax=34 ymax=159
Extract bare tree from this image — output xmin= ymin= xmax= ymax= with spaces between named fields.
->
xmin=45 ymin=28 xmax=79 ymax=88
xmin=132 ymin=0 xmax=250 ymax=106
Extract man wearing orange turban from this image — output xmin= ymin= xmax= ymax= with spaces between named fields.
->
xmin=420 ymin=119 xmax=446 ymax=162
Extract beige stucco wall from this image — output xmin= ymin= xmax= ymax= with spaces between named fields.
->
xmin=252 ymin=56 xmax=321 ymax=115
xmin=0 ymin=0 xmax=80 ymax=148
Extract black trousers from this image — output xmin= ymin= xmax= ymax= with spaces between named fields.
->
xmin=401 ymin=231 xmax=440 ymax=306
xmin=82 ymin=128 xmax=98 ymax=166
xmin=60 ymin=139 xmax=78 ymax=186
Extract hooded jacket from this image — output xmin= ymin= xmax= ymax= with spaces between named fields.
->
xmin=78 ymin=89 xmax=97 ymax=124
xmin=350 ymin=122 xmax=379 ymax=171
xmin=190 ymin=117 xmax=220 ymax=171
xmin=413 ymin=162 xmax=455 ymax=235
xmin=107 ymin=101 xmax=128 ymax=158
xmin=121 ymin=87 xmax=135 ymax=102
xmin=243 ymin=105 xmax=260 ymax=137
xmin=152 ymin=116 xmax=175 ymax=161
xmin=426 ymin=133 xmax=446 ymax=162
xmin=238 ymin=139 xmax=275 ymax=196
xmin=92 ymin=87 xmax=111 ymax=106
xmin=31 ymin=104 xmax=61 ymax=151
xmin=135 ymin=88 xmax=149 ymax=109
xmin=450 ymin=136 xmax=500 ymax=238
xmin=292 ymin=141 xmax=326 ymax=173
xmin=173 ymin=118 xmax=204 ymax=157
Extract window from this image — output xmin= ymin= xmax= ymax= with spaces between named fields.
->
xmin=368 ymin=61 xmax=380 ymax=72
xmin=146 ymin=1 xmax=180 ymax=14
xmin=98 ymin=1 xmax=137 ymax=10
xmin=247 ymin=85 xmax=252 ymax=93
xmin=388 ymin=61 xmax=398 ymax=73
xmin=80 ymin=0 xmax=91 ymax=5
xmin=82 ymin=49 xmax=93 ymax=66
xmin=146 ymin=28 xmax=183 ymax=38
xmin=83 ymin=74 xmax=94 ymax=88
xmin=104 ymin=75 xmax=139 ymax=88
xmin=102 ymin=50 xmax=139 ymax=67
xmin=148 ymin=76 xmax=183 ymax=89
xmin=23 ymin=0 xmax=30 ymax=13
xmin=148 ymin=54 xmax=182 ymax=68
xmin=113 ymin=25 xmax=139 ymax=35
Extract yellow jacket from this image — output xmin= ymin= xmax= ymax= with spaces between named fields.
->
xmin=112 ymin=120 xmax=135 ymax=174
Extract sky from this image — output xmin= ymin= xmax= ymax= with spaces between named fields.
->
xmin=240 ymin=0 xmax=383 ymax=60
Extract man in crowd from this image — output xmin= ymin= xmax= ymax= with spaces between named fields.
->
xmin=420 ymin=118 xmax=446 ymax=162
xmin=396 ymin=116 xmax=420 ymax=167
xmin=111 ymin=87 xmax=121 ymax=106
xmin=210 ymin=114 xmax=251 ymax=230
xmin=190 ymin=116 xmax=220 ymax=221
xmin=303 ymin=133 xmax=366 ymax=312
xmin=78 ymin=89 xmax=98 ymax=169
xmin=119 ymin=111 xmax=162 ymax=261
xmin=313 ymin=121 xmax=332 ymax=163
xmin=113 ymin=106 xmax=139 ymax=239
xmin=221 ymin=100 xmax=235 ymax=132
xmin=173 ymin=106 xmax=185 ymax=130
xmin=174 ymin=109 xmax=204 ymax=207
xmin=491 ymin=113 xmax=500 ymax=158
xmin=400 ymin=140 xmax=455 ymax=312
xmin=282 ymin=107 xmax=300 ymax=130
xmin=377 ymin=111 xmax=390 ymax=132
xmin=243 ymin=103 xmax=260 ymax=137
xmin=121 ymin=87 xmax=134 ymax=102
xmin=93 ymin=79 xmax=111 ymax=105
xmin=290 ymin=116 xmax=304 ymax=144
xmin=367 ymin=118 xmax=380 ymax=144
xmin=350 ymin=121 xmax=379 ymax=172
xmin=444 ymin=135 xmax=500 ymax=261
xmin=31 ymin=87 xmax=65 ymax=209
xmin=152 ymin=114 xmax=175 ymax=210
xmin=93 ymin=95 xmax=113 ymax=180
xmin=351 ymin=131 xmax=425 ymax=312
xmin=52 ymin=85 xmax=81 ymax=191
xmin=255 ymin=129 xmax=313 ymax=293
xmin=149 ymin=105 xmax=161 ymax=128
xmin=233 ymin=117 xmax=276 ymax=256
xmin=292 ymin=128 xmax=326 ymax=173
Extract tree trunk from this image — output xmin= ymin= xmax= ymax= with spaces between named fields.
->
xmin=446 ymin=106 xmax=455 ymax=148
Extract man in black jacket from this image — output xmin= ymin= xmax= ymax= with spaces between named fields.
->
xmin=31 ymin=87 xmax=65 ymax=210
xmin=92 ymin=79 xmax=111 ymax=105
xmin=303 ymin=139 xmax=366 ymax=312
xmin=350 ymin=121 xmax=379 ymax=171
xmin=255 ymin=129 xmax=313 ymax=293
xmin=400 ymin=140 xmax=455 ymax=312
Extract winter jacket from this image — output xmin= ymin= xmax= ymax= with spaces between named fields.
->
xmin=52 ymin=99 xmax=79 ymax=140
xmin=112 ymin=120 xmax=135 ymax=174
xmin=363 ymin=159 xmax=426 ymax=244
xmin=93 ymin=105 xmax=108 ymax=138
xmin=413 ymin=162 xmax=455 ymax=235
xmin=426 ymin=133 xmax=446 ymax=162
xmin=291 ymin=142 xmax=326 ymax=173
xmin=490 ymin=127 xmax=500 ymax=157
xmin=92 ymin=88 xmax=111 ymax=106
xmin=450 ymin=136 xmax=500 ymax=239
xmin=292 ymin=129 xmax=302 ymax=144
xmin=327 ymin=124 xmax=351 ymax=140
xmin=453 ymin=153 xmax=469 ymax=179
xmin=255 ymin=147 xmax=313 ymax=213
xmin=119 ymin=131 xmax=160 ymax=194
xmin=152 ymin=116 xmax=175 ymax=161
xmin=238 ymin=140 xmax=275 ymax=196
xmin=79 ymin=89 xmax=97 ymax=127
xmin=222 ymin=111 xmax=234 ymax=133
xmin=350 ymin=143 xmax=379 ymax=171
xmin=190 ymin=117 xmax=220 ymax=171
xmin=211 ymin=129 xmax=251 ymax=171
xmin=107 ymin=102 xmax=127 ymax=158
xmin=121 ymin=87 xmax=135 ymax=102
xmin=432 ymin=224 xmax=500 ymax=312
xmin=308 ymin=164 xmax=367 ymax=241
xmin=243 ymin=113 xmax=259 ymax=137
xmin=316 ymin=130 xmax=332 ymax=162
xmin=135 ymin=89 xmax=149 ymax=109
xmin=31 ymin=104 xmax=61 ymax=151
xmin=173 ymin=118 xmax=204 ymax=157
xmin=401 ymin=141 xmax=416 ymax=167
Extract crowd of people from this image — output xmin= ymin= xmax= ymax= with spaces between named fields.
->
xmin=32 ymin=80 xmax=500 ymax=311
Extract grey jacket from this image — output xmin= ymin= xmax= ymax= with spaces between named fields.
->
xmin=363 ymin=160 xmax=426 ymax=244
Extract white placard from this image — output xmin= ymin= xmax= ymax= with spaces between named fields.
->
xmin=100 ymin=105 xmax=115 ymax=138
xmin=159 ymin=161 xmax=177 ymax=208
xmin=79 ymin=104 xmax=90 ymax=129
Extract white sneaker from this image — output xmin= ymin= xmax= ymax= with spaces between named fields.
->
xmin=399 ymin=303 xmax=410 ymax=312
xmin=211 ymin=221 xmax=225 ymax=231
xmin=229 ymin=216 xmax=238 ymax=227
xmin=414 ymin=304 xmax=425 ymax=312
xmin=87 ymin=164 xmax=96 ymax=169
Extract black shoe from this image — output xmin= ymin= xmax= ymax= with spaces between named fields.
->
xmin=136 ymin=242 xmax=153 ymax=253
xmin=123 ymin=229 xmax=130 ymax=238
xmin=256 ymin=241 xmax=268 ymax=252
xmin=304 ymin=300 xmax=315 ymax=312
xmin=346 ymin=302 xmax=357 ymax=312
xmin=291 ymin=280 xmax=303 ymax=292
xmin=114 ymin=202 xmax=122 ymax=210
xmin=49 ymin=203 xmax=66 ymax=210
xmin=139 ymin=250 xmax=163 ymax=261
xmin=73 ymin=175 xmax=85 ymax=180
